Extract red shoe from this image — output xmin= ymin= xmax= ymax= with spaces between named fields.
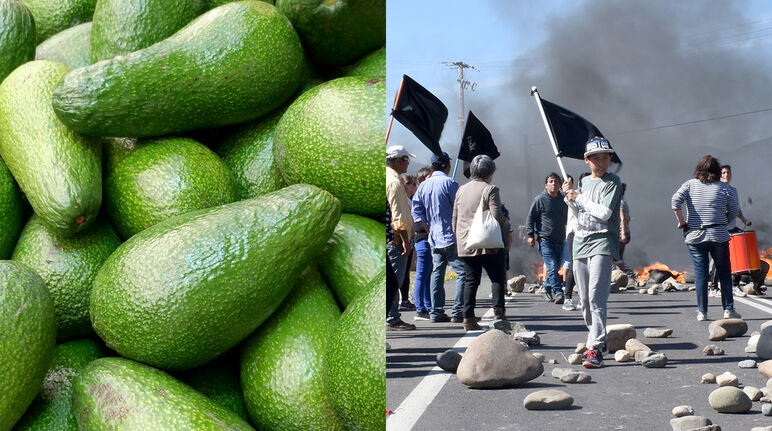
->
xmin=582 ymin=348 xmax=603 ymax=368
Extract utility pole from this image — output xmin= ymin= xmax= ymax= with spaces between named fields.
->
xmin=441 ymin=61 xmax=477 ymax=178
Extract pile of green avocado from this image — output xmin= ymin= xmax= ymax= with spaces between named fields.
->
xmin=0 ymin=0 xmax=385 ymax=429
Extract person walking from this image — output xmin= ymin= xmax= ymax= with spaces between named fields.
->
xmin=412 ymin=152 xmax=466 ymax=323
xmin=562 ymin=137 xmax=622 ymax=368
xmin=672 ymin=155 xmax=741 ymax=322
xmin=398 ymin=173 xmax=418 ymax=311
xmin=561 ymin=174 xmax=578 ymax=311
xmin=614 ymin=183 xmax=638 ymax=282
xmin=411 ymin=166 xmax=434 ymax=320
xmin=452 ymin=155 xmax=510 ymax=331
xmin=527 ymin=172 xmax=568 ymax=304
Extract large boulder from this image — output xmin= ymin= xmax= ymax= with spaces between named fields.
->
xmin=708 ymin=386 xmax=752 ymax=413
xmin=759 ymin=360 xmax=772 ymax=379
xmin=456 ymin=329 xmax=543 ymax=388
xmin=756 ymin=326 xmax=772 ymax=360
xmin=708 ymin=318 xmax=748 ymax=337
xmin=606 ymin=324 xmax=636 ymax=352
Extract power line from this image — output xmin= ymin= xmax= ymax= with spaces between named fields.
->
xmin=613 ymin=106 xmax=772 ymax=135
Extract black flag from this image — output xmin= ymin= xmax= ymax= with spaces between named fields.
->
xmin=458 ymin=111 xmax=499 ymax=178
xmin=540 ymin=98 xmax=622 ymax=165
xmin=390 ymin=75 xmax=447 ymax=157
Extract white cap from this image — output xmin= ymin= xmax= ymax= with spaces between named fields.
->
xmin=583 ymin=137 xmax=614 ymax=157
xmin=386 ymin=145 xmax=416 ymax=159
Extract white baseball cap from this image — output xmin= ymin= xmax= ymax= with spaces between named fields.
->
xmin=386 ymin=145 xmax=416 ymax=159
xmin=584 ymin=136 xmax=614 ymax=157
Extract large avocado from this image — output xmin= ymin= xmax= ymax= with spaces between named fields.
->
xmin=104 ymin=137 xmax=238 ymax=239
xmin=0 ymin=260 xmax=56 ymax=430
xmin=241 ymin=265 xmax=344 ymax=430
xmin=90 ymin=184 xmax=341 ymax=370
xmin=12 ymin=215 xmax=121 ymax=340
xmin=34 ymin=22 xmax=91 ymax=69
xmin=13 ymin=339 xmax=104 ymax=431
xmin=344 ymin=46 xmax=385 ymax=78
xmin=318 ymin=213 xmax=385 ymax=309
xmin=174 ymin=351 xmax=250 ymax=422
xmin=324 ymin=270 xmax=386 ymax=430
xmin=20 ymin=0 xmax=96 ymax=42
xmin=273 ymin=76 xmax=386 ymax=216
xmin=0 ymin=60 xmax=102 ymax=237
xmin=52 ymin=1 xmax=304 ymax=138
xmin=0 ymin=158 xmax=23 ymax=259
xmin=0 ymin=0 xmax=36 ymax=83
xmin=90 ymin=0 xmax=203 ymax=63
xmin=275 ymin=0 xmax=384 ymax=68
xmin=71 ymin=357 xmax=254 ymax=429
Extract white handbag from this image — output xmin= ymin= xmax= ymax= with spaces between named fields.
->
xmin=465 ymin=185 xmax=504 ymax=250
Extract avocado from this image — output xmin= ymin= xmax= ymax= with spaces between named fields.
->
xmin=104 ymin=137 xmax=238 ymax=239
xmin=12 ymin=215 xmax=121 ymax=340
xmin=20 ymin=0 xmax=96 ymax=42
xmin=52 ymin=1 xmax=304 ymax=138
xmin=275 ymin=0 xmax=385 ymax=68
xmin=175 ymin=351 xmax=250 ymax=422
xmin=274 ymin=76 xmax=386 ymax=216
xmin=71 ymin=357 xmax=254 ymax=429
xmin=90 ymin=184 xmax=341 ymax=370
xmin=241 ymin=265 xmax=344 ymax=430
xmin=0 ymin=260 xmax=56 ymax=430
xmin=0 ymin=158 xmax=23 ymax=259
xmin=216 ymin=109 xmax=286 ymax=200
xmin=323 ymin=270 xmax=385 ymax=430
xmin=344 ymin=46 xmax=385 ymax=78
xmin=205 ymin=0 xmax=272 ymax=9
xmin=318 ymin=213 xmax=385 ymax=309
xmin=0 ymin=0 xmax=36 ymax=83
xmin=101 ymin=137 xmax=140 ymax=177
xmin=0 ymin=60 xmax=102 ymax=237
xmin=90 ymin=0 xmax=204 ymax=63
xmin=13 ymin=339 xmax=104 ymax=431
xmin=34 ymin=22 xmax=91 ymax=69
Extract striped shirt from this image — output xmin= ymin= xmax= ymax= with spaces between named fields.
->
xmin=671 ymin=179 xmax=739 ymax=244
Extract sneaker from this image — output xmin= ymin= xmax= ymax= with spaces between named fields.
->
xmin=414 ymin=312 xmax=430 ymax=321
xmin=431 ymin=314 xmax=451 ymax=323
xmin=732 ymin=287 xmax=747 ymax=298
xmin=399 ymin=301 xmax=416 ymax=311
xmin=697 ymin=311 xmax=707 ymax=321
xmin=450 ymin=315 xmax=463 ymax=323
xmin=562 ymin=298 xmax=576 ymax=311
xmin=582 ymin=348 xmax=603 ymax=368
xmin=387 ymin=319 xmax=416 ymax=330
xmin=386 ymin=342 xmax=391 ymax=351
xmin=553 ymin=294 xmax=565 ymax=305
xmin=543 ymin=291 xmax=554 ymax=302
xmin=723 ymin=308 xmax=741 ymax=319
xmin=708 ymin=289 xmax=720 ymax=298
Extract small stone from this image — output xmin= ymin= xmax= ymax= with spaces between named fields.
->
xmin=708 ymin=386 xmax=752 ymax=413
xmin=644 ymin=327 xmax=673 ymax=338
xmin=634 ymin=350 xmax=656 ymax=362
xmin=559 ymin=371 xmax=592 ymax=383
xmin=746 ymin=333 xmax=760 ymax=353
xmin=611 ymin=269 xmax=628 ymax=288
xmin=759 ymin=359 xmax=772 ymax=378
xmin=647 ymin=285 xmax=659 ymax=295
xmin=768 ymin=377 xmax=772 ymax=387
xmin=761 ymin=320 xmax=772 ymax=332
xmin=490 ymin=319 xmax=512 ymax=334
xmin=548 ymin=359 xmax=557 ymax=365
xmin=625 ymin=338 xmax=651 ymax=356
xmin=551 ymin=367 xmax=572 ymax=379
xmin=703 ymin=345 xmax=724 ymax=356
xmin=507 ymin=275 xmax=526 ymax=293
xmin=708 ymin=318 xmax=748 ymax=337
xmin=523 ymin=389 xmax=574 ymax=410
xmin=606 ymin=324 xmax=636 ymax=352
xmin=513 ymin=331 xmax=540 ymax=346
xmin=743 ymin=386 xmax=762 ymax=401
xmin=708 ymin=326 xmax=727 ymax=341
xmin=641 ymin=353 xmax=667 ymax=368
xmin=671 ymin=405 xmax=694 ymax=417
xmin=436 ymin=350 xmax=463 ymax=373
xmin=715 ymin=371 xmax=739 ymax=387
xmin=636 ymin=280 xmax=647 ymax=288
xmin=615 ymin=350 xmax=632 ymax=362
xmin=575 ymin=343 xmax=587 ymax=354
xmin=688 ymin=285 xmax=696 ymax=291
xmin=532 ymin=352 xmax=545 ymax=362
xmin=763 ymin=403 xmax=772 ymax=416
xmin=738 ymin=359 xmax=757 ymax=369
xmin=763 ymin=388 xmax=772 ymax=398
xmin=567 ymin=353 xmax=582 ymax=365
xmin=638 ymin=288 xmax=647 ymax=294
xmin=670 ymin=416 xmax=712 ymax=431
xmin=761 ymin=396 xmax=771 ymax=403
xmin=700 ymin=372 xmax=716 ymax=384
xmin=752 ymin=425 xmax=772 ymax=431
xmin=757 ymin=326 xmax=772 ymax=360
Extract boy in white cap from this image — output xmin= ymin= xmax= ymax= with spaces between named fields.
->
xmin=562 ymin=136 xmax=622 ymax=368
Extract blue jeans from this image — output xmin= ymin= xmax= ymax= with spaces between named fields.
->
xmin=687 ymin=241 xmax=734 ymax=313
xmin=413 ymin=239 xmax=432 ymax=313
xmin=539 ymin=239 xmax=564 ymax=296
xmin=430 ymin=244 xmax=466 ymax=319
xmin=386 ymin=243 xmax=407 ymax=323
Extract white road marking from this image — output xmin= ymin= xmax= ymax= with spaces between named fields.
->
xmin=735 ymin=295 xmax=772 ymax=314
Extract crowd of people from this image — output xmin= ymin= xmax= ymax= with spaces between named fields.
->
xmin=386 ymin=137 xmax=754 ymax=369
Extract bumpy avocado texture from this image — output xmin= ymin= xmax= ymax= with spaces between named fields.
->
xmin=20 ymin=0 xmax=96 ymax=42
xmin=0 ymin=0 xmax=36 ymax=83
xmin=34 ymin=22 xmax=91 ymax=69
xmin=174 ymin=350 xmax=250 ymax=422
xmin=0 ymin=158 xmax=23 ymax=259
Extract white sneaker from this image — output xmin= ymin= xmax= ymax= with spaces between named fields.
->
xmin=723 ymin=308 xmax=741 ymax=319
xmin=732 ymin=287 xmax=747 ymax=297
xmin=697 ymin=311 xmax=707 ymax=321
xmin=708 ymin=289 xmax=720 ymax=298
xmin=562 ymin=298 xmax=576 ymax=311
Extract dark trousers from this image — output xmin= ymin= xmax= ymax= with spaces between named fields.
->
xmin=564 ymin=232 xmax=575 ymax=299
xmin=399 ymin=249 xmax=414 ymax=302
xmin=386 ymin=257 xmax=399 ymax=315
xmin=461 ymin=251 xmax=507 ymax=318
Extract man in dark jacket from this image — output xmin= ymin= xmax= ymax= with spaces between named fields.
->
xmin=527 ymin=173 xmax=568 ymax=303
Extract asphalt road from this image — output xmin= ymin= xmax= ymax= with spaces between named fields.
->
xmin=386 ymin=277 xmax=772 ymax=431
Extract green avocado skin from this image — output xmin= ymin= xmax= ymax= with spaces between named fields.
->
xmin=0 ymin=0 xmax=36 ymax=83
xmin=34 ymin=22 xmax=91 ymax=69
xmin=71 ymin=358 xmax=254 ymax=429
xmin=0 ymin=158 xmax=23 ymax=259
xmin=241 ymin=266 xmax=344 ymax=430
xmin=90 ymin=0 xmax=203 ymax=63
xmin=12 ymin=216 xmax=121 ymax=340
xmin=12 ymin=339 xmax=104 ymax=431
xmin=174 ymin=351 xmax=250 ymax=422
xmin=20 ymin=0 xmax=96 ymax=42
xmin=345 ymin=46 xmax=385 ymax=78
xmin=90 ymin=184 xmax=341 ymax=371
xmin=52 ymin=1 xmax=304 ymax=138
xmin=0 ymin=260 xmax=56 ymax=431
xmin=0 ymin=60 xmax=102 ymax=237
xmin=273 ymin=77 xmax=386 ymax=217
xmin=324 ymin=271 xmax=386 ymax=431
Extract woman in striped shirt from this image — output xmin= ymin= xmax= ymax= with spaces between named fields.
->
xmin=671 ymin=155 xmax=740 ymax=321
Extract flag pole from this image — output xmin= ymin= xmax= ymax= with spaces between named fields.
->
xmin=385 ymin=77 xmax=406 ymax=146
xmin=530 ymin=86 xmax=568 ymax=181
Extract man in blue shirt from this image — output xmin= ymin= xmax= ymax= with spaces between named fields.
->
xmin=412 ymin=152 xmax=466 ymax=323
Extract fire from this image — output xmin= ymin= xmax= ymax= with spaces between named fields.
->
xmin=635 ymin=261 xmax=686 ymax=283
xmin=760 ymin=247 xmax=772 ymax=278
xmin=530 ymin=260 xmax=566 ymax=283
